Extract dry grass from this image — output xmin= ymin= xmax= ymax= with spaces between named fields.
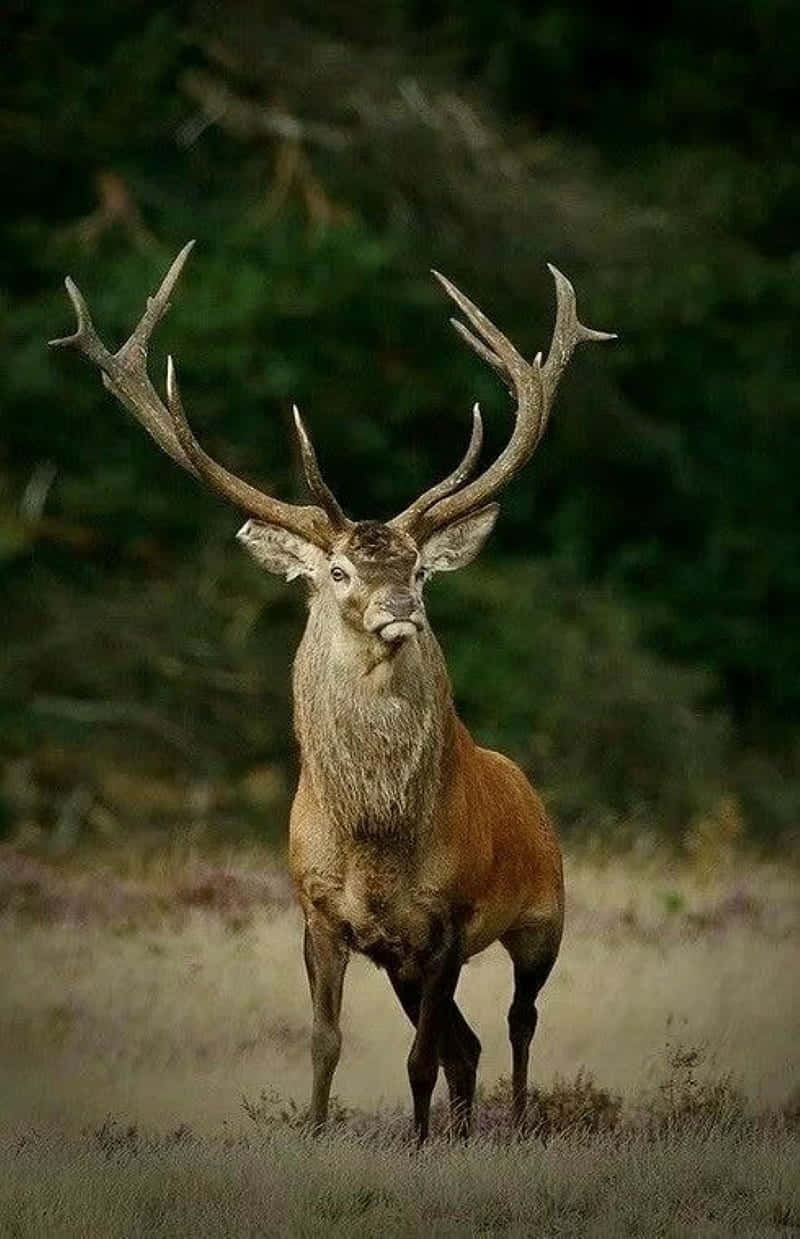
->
xmin=0 ymin=842 xmax=798 ymax=1235
xmin=2 ymin=1107 xmax=798 ymax=1237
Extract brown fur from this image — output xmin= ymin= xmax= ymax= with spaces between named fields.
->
xmin=290 ymin=619 xmax=563 ymax=959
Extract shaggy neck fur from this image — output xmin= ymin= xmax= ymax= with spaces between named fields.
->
xmin=293 ymin=591 xmax=453 ymax=842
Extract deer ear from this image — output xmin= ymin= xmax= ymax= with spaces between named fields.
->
xmin=236 ymin=519 xmax=327 ymax=582
xmin=418 ymin=503 xmax=499 ymax=575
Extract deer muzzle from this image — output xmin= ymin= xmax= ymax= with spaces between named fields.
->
xmin=364 ymin=591 xmax=424 ymax=643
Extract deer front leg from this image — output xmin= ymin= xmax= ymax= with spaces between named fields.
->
xmin=389 ymin=972 xmax=480 ymax=1140
xmin=405 ymin=939 xmax=462 ymax=1144
xmin=303 ymin=917 xmax=348 ymax=1129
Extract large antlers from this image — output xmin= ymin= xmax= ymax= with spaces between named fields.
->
xmin=391 ymin=266 xmax=615 ymax=540
xmin=49 ymin=243 xmax=347 ymax=549
xmin=51 ymin=246 xmax=613 ymax=551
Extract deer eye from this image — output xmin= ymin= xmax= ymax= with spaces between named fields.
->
xmin=330 ymin=565 xmax=349 ymax=584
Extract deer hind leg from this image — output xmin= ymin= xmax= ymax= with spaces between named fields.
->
xmin=501 ymin=922 xmax=560 ymax=1129
xmin=303 ymin=919 xmax=348 ymax=1129
xmin=388 ymin=968 xmax=479 ymax=1140
xmin=441 ymin=1002 xmax=481 ymax=1138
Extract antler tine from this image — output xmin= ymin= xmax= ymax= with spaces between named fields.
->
xmin=432 ymin=271 xmax=521 ymax=376
xmin=49 ymin=242 xmax=201 ymax=471
xmin=49 ymin=276 xmax=110 ymax=367
xmin=123 ymin=241 xmax=196 ymax=360
xmin=539 ymin=264 xmax=616 ymax=443
xmin=163 ymin=359 xmax=333 ymax=547
xmin=449 ymin=320 xmax=512 ymax=389
xmin=398 ymin=266 xmax=614 ymax=540
xmin=390 ymin=404 xmax=483 ymax=532
xmin=292 ymin=405 xmax=351 ymax=532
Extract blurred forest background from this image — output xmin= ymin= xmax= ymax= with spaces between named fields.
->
xmin=2 ymin=0 xmax=799 ymax=853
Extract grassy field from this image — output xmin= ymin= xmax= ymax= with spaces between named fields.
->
xmin=1 ymin=842 xmax=798 ymax=1236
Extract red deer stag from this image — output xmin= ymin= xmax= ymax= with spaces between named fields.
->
xmin=51 ymin=244 xmax=614 ymax=1141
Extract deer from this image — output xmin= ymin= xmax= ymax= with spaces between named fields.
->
xmin=50 ymin=243 xmax=614 ymax=1141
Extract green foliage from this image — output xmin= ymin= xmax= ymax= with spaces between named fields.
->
xmin=1 ymin=0 xmax=797 ymax=845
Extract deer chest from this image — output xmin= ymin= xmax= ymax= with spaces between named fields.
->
xmin=298 ymin=849 xmax=457 ymax=978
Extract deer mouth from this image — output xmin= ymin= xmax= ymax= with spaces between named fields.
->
xmin=377 ymin=619 xmax=420 ymax=644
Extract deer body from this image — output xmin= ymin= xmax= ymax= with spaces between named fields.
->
xmin=291 ymin=721 xmax=564 ymax=969
xmin=52 ymin=245 xmax=612 ymax=1140
xmin=289 ymin=589 xmax=563 ymax=972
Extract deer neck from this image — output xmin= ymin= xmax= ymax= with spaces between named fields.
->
xmin=292 ymin=595 xmax=454 ymax=842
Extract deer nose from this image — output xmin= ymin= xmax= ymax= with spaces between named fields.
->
xmin=386 ymin=592 xmax=415 ymax=619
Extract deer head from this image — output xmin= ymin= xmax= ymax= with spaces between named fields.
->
xmin=238 ymin=505 xmax=500 ymax=658
xmin=50 ymin=244 xmax=614 ymax=654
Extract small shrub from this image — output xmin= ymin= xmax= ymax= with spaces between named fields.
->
xmin=479 ymin=1070 xmax=623 ymax=1140
xmin=241 ymin=1088 xmax=354 ymax=1134
xmin=643 ymin=1043 xmax=748 ymax=1134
